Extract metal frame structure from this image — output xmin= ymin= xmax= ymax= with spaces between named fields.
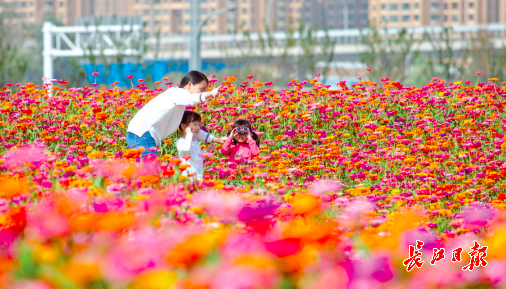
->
xmin=42 ymin=21 xmax=143 ymax=81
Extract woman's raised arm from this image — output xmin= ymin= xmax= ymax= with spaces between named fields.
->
xmin=173 ymin=85 xmax=222 ymax=106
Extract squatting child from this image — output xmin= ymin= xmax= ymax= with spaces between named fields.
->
xmin=176 ymin=111 xmax=216 ymax=180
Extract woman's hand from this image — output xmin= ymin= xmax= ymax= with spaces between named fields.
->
xmin=212 ymin=136 xmax=227 ymax=144
xmin=207 ymin=143 xmax=216 ymax=153
xmin=205 ymin=85 xmax=222 ymax=99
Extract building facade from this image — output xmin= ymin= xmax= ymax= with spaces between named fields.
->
xmin=368 ymin=0 xmax=506 ymax=28
xmin=1 ymin=0 xmax=368 ymax=34
xmin=307 ymin=0 xmax=369 ymax=29
xmin=1 ymin=0 xmax=78 ymax=25
xmin=3 ymin=0 xmax=506 ymax=35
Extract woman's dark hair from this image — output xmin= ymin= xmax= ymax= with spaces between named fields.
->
xmin=179 ymin=71 xmax=209 ymax=88
xmin=226 ymin=119 xmax=260 ymax=147
xmin=178 ymin=111 xmax=202 ymax=137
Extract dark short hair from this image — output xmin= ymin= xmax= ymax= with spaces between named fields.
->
xmin=178 ymin=111 xmax=202 ymax=136
xmin=179 ymin=71 xmax=209 ymax=88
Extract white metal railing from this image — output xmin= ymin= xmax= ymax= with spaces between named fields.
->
xmin=42 ymin=21 xmax=143 ymax=81
xmin=148 ymin=23 xmax=506 ymax=46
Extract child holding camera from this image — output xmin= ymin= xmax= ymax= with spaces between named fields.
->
xmin=221 ymin=119 xmax=260 ymax=166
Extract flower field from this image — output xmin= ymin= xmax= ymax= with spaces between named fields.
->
xmin=0 ymin=73 xmax=506 ymax=288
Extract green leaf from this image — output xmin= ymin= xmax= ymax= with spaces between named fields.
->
xmin=93 ymin=177 xmax=104 ymax=189
xmin=39 ymin=264 xmax=79 ymax=289
xmin=277 ymin=278 xmax=296 ymax=289
xmin=203 ymin=250 xmax=220 ymax=264
xmin=15 ymin=242 xmax=38 ymax=279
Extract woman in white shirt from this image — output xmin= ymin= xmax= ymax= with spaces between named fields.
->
xmin=126 ymin=71 xmax=224 ymax=158
xmin=176 ymin=111 xmax=215 ymax=180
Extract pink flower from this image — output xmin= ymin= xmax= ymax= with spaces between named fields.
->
xmin=345 ymin=199 xmax=374 ymax=218
xmin=210 ymin=264 xmax=281 ymax=289
xmin=475 ymin=71 xmax=482 ymax=75
xmin=101 ymin=230 xmax=173 ymax=285
xmin=246 ymin=75 xmax=254 ymax=79
xmin=462 ymin=203 xmax=495 ymax=226
xmin=5 ymin=281 xmax=53 ymax=289
xmin=304 ymin=266 xmax=348 ymax=289
xmin=126 ymin=75 xmax=134 ymax=79
xmin=91 ymin=72 xmax=100 ymax=76
xmin=27 ymin=202 xmax=70 ymax=239
xmin=309 ymin=179 xmax=343 ymax=197
xmin=93 ymin=197 xmax=124 ymax=213
xmin=3 ymin=145 xmax=46 ymax=168
xmin=199 ymin=152 xmax=214 ymax=158
xmin=192 ymin=191 xmax=245 ymax=219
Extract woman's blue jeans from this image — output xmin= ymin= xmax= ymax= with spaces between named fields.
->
xmin=126 ymin=132 xmax=158 ymax=157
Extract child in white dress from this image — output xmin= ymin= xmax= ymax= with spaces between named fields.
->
xmin=176 ymin=111 xmax=216 ymax=180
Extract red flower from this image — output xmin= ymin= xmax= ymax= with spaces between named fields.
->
xmin=265 ymin=239 xmax=301 ymax=257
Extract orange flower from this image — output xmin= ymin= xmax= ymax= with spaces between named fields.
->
xmin=178 ymin=164 xmax=192 ymax=172
xmin=123 ymin=148 xmax=142 ymax=159
xmin=94 ymin=212 xmax=135 ymax=232
xmin=167 ymin=231 xmax=226 ymax=266
xmin=138 ymin=175 xmax=161 ymax=186
xmin=88 ymin=151 xmax=103 ymax=159
xmin=69 ymin=213 xmax=100 ymax=232
xmin=0 ymin=178 xmax=28 ymax=199
xmin=95 ymin=112 xmax=109 ymax=121
xmin=63 ymin=262 xmax=102 ymax=284
xmin=292 ymin=194 xmax=320 ymax=215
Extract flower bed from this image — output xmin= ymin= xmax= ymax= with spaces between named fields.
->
xmin=0 ymin=74 xmax=505 ymax=288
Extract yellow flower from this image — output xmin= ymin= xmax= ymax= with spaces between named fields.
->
xmin=189 ymin=206 xmax=204 ymax=214
xmin=88 ymin=188 xmax=104 ymax=196
xmin=33 ymin=244 xmax=58 ymax=264
xmin=128 ymin=271 xmax=177 ymax=289
xmin=88 ymin=151 xmax=103 ymax=159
